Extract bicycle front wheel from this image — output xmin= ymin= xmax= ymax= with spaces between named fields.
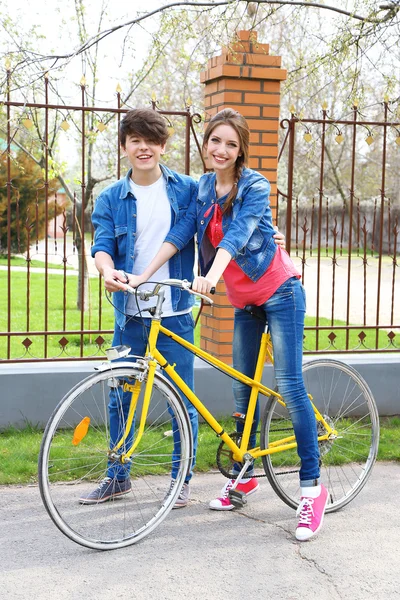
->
xmin=38 ymin=363 xmax=192 ymax=550
xmin=260 ymin=359 xmax=379 ymax=513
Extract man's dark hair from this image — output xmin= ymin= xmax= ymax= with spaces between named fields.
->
xmin=120 ymin=108 xmax=169 ymax=147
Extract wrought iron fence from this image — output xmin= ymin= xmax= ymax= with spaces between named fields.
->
xmin=0 ymin=71 xmax=203 ymax=362
xmin=277 ymin=102 xmax=400 ymax=352
xmin=2 ymin=70 xmax=399 ymax=360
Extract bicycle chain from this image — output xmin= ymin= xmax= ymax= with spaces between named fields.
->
xmin=216 ymin=429 xmax=300 ymax=480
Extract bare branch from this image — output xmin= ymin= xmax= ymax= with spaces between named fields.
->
xmin=3 ymin=1 xmax=399 ymax=75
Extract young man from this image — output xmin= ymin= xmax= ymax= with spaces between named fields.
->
xmin=81 ymin=108 xmax=199 ymax=508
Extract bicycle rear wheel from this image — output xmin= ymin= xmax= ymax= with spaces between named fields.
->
xmin=38 ymin=363 xmax=192 ymax=550
xmin=260 ymin=359 xmax=379 ymax=513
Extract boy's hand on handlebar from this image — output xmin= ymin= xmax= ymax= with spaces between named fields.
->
xmin=103 ymin=268 xmax=147 ymax=293
xmin=192 ymin=276 xmax=217 ymax=295
xmin=102 ymin=267 xmax=130 ymax=292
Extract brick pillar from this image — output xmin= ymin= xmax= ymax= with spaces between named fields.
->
xmin=199 ymin=30 xmax=287 ymax=364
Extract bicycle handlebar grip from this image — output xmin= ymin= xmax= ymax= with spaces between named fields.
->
xmin=188 ymin=282 xmax=216 ymax=295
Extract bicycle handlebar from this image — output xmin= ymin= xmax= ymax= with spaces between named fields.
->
xmin=125 ymin=278 xmax=215 ymax=305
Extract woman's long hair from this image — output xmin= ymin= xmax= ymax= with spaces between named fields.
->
xmin=203 ymin=108 xmax=250 ymax=214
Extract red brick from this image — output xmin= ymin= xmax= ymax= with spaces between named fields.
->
xmin=237 ymin=30 xmax=256 ymax=42
xmin=261 ymin=157 xmax=278 ymax=170
xmin=243 ymin=92 xmax=267 ymax=104
xmin=248 ymin=157 xmax=261 ymax=169
xmin=247 ymin=118 xmax=280 ymax=131
xmin=237 ymin=105 xmax=261 ymax=117
xmin=218 ymin=79 xmax=261 ymax=91
xmin=204 ymin=81 xmax=218 ymax=95
xmin=263 ymin=93 xmax=281 ymax=104
xmin=262 ymin=106 xmax=281 ymax=118
xmin=251 ymin=67 xmax=287 ymax=81
xmin=249 ymin=145 xmax=277 ymax=157
xmin=262 ymin=132 xmax=279 ymax=144
xmin=246 ymin=54 xmax=281 ymax=67
xmin=244 ymin=92 xmax=278 ymax=105
xmin=249 ymin=131 xmax=261 ymax=144
xmin=251 ymin=42 xmax=271 ymax=55
xmin=262 ymin=81 xmax=283 ymax=93
xmin=228 ymin=41 xmax=251 ymax=53
xmin=203 ymin=339 xmax=234 ymax=355
xmin=201 ymin=327 xmax=234 ymax=344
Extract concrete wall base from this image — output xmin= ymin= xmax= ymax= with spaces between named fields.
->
xmin=0 ymin=354 xmax=398 ymax=429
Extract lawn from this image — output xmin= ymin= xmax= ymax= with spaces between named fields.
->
xmin=0 ymin=417 xmax=398 ymax=486
xmin=0 ymin=266 xmax=201 ymax=359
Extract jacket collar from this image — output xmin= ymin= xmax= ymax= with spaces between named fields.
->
xmin=119 ymin=164 xmax=178 ymax=200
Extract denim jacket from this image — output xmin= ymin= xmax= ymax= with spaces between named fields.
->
xmin=165 ymin=167 xmax=277 ymax=282
xmin=91 ymin=165 xmax=197 ymax=328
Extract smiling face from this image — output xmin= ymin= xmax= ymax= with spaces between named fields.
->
xmin=204 ymin=124 xmax=242 ymax=176
xmin=122 ymin=135 xmax=166 ymax=181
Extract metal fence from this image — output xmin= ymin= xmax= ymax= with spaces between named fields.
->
xmin=277 ymin=102 xmax=399 ymax=352
xmin=1 ymin=73 xmax=399 ymax=360
xmin=0 ymin=72 xmax=203 ymax=362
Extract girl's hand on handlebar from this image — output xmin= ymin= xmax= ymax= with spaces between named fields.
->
xmin=192 ymin=276 xmax=217 ymax=295
xmin=125 ymin=273 xmax=147 ymax=290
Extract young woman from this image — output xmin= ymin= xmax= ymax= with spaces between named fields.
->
xmin=129 ymin=108 xmax=328 ymax=541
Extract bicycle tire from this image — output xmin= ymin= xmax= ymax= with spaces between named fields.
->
xmin=260 ymin=359 xmax=379 ymax=513
xmin=38 ymin=363 xmax=192 ymax=550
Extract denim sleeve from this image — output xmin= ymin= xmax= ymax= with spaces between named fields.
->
xmin=218 ymin=176 xmax=271 ymax=259
xmin=164 ymin=180 xmax=198 ymax=251
xmin=90 ymin=194 xmax=117 ymax=259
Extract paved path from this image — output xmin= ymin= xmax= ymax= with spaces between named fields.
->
xmin=0 ymin=463 xmax=399 ymax=600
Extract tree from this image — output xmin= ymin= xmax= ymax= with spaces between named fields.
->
xmin=0 ymin=149 xmax=60 ymax=254
xmin=2 ymin=1 xmax=399 ymax=106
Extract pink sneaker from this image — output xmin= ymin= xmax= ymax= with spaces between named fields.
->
xmin=209 ymin=477 xmax=259 ymax=511
xmin=295 ymin=484 xmax=329 ymax=541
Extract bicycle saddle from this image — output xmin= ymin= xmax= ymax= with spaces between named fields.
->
xmin=244 ymin=304 xmax=267 ymax=323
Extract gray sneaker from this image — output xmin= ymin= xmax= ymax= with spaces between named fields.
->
xmin=166 ymin=479 xmax=190 ymax=509
xmin=79 ymin=477 xmax=132 ymax=505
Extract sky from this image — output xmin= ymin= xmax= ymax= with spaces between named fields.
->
xmin=1 ymin=0 xmax=165 ymax=103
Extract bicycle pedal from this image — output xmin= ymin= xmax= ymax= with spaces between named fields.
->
xmin=228 ymin=489 xmax=247 ymax=508
xmin=231 ymin=412 xmax=255 ymax=425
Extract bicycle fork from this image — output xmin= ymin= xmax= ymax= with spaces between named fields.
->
xmin=108 ymin=358 xmax=158 ymax=465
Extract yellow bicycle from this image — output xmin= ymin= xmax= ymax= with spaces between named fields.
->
xmin=38 ymin=279 xmax=379 ymax=550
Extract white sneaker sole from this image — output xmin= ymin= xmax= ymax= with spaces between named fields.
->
xmin=79 ymin=487 xmax=131 ymax=505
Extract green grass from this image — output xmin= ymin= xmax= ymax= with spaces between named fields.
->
xmin=0 ymin=417 xmax=398 ymax=486
xmin=0 ymin=268 xmax=201 ymax=359
xmin=0 ymin=269 xmax=115 ymax=359
xmin=2 ymin=257 xmax=395 ymax=357
xmin=303 ymin=315 xmax=393 ymax=352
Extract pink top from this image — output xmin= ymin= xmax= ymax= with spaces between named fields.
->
xmin=205 ymin=203 xmax=300 ymax=309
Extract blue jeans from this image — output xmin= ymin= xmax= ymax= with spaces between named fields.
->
xmin=232 ymin=277 xmax=320 ymax=486
xmin=108 ymin=312 xmax=198 ymax=483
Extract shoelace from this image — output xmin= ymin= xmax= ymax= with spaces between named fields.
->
xmin=99 ymin=477 xmax=112 ymax=489
xmin=221 ymin=479 xmax=235 ymax=498
xmin=296 ymin=497 xmax=315 ymax=525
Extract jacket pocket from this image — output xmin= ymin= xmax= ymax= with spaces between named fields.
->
xmin=114 ymin=225 xmax=128 ymax=256
xmin=246 ymin=227 xmax=263 ymax=251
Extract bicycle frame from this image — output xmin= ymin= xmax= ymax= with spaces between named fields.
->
xmin=116 ymin=315 xmax=337 ymax=466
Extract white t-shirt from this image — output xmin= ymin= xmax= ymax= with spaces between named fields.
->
xmin=126 ymin=175 xmax=190 ymax=318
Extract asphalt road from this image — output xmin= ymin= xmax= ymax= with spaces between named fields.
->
xmin=0 ymin=463 xmax=399 ymax=600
